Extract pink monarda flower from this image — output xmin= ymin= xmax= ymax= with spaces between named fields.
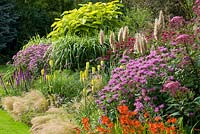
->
xmin=175 ymin=34 xmax=194 ymax=44
xmin=170 ymin=16 xmax=185 ymax=28
xmin=193 ymin=0 xmax=200 ymax=16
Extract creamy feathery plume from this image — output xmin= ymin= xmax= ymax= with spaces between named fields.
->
xmin=123 ymin=26 xmax=129 ymax=42
xmin=109 ymin=32 xmax=116 ymax=52
xmin=118 ymin=27 xmax=124 ymax=42
xmin=99 ymin=29 xmax=104 ymax=45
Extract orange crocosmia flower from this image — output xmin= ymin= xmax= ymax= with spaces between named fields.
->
xmin=119 ymin=115 xmax=129 ymax=124
xmin=117 ymin=105 xmax=129 ymax=114
xmin=166 ymin=127 xmax=175 ymax=134
xmin=82 ymin=117 xmax=89 ymax=124
xmin=171 ymin=118 xmax=177 ymax=124
xmin=154 ymin=116 xmax=161 ymax=122
xmin=167 ymin=117 xmax=177 ymax=124
xmin=96 ymin=126 xmax=107 ymax=132
xmin=144 ymin=112 xmax=149 ymax=118
xmin=159 ymin=122 xmax=165 ymax=131
xmin=74 ymin=127 xmax=81 ymax=134
xmin=107 ymin=122 xmax=114 ymax=128
xmin=129 ymin=111 xmax=137 ymax=116
xmin=101 ymin=116 xmax=111 ymax=125
xmin=81 ymin=117 xmax=90 ymax=131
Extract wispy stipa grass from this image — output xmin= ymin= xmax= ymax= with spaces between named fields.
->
xmin=31 ymin=107 xmax=77 ymax=134
xmin=1 ymin=90 xmax=48 ymax=121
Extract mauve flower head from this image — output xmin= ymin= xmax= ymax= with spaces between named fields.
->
xmin=162 ymin=80 xmax=190 ymax=97
xmin=175 ymin=34 xmax=194 ymax=44
xmin=193 ymin=0 xmax=200 ymax=16
xmin=120 ymin=100 xmax=126 ymax=104
xmin=154 ymin=107 xmax=159 ymax=113
xmin=134 ymin=101 xmax=144 ymax=111
xmin=120 ymin=59 xmax=127 ymax=64
xmin=159 ymin=104 xmax=165 ymax=109
xmin=170 ymin=16 xmax=185 ymax=28
xmin=163 ymin=81 xmax=180 ymax=90
xmin=144 ymin=96 xmax=151 ymax=102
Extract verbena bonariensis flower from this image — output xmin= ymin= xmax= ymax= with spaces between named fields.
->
xmin=169 ymin=16 xmax=185 ymax=29
xmin=96 ymin=46 xmax=178 ymax=114
xmin=13 ymin=44 xmax=50 ymax=73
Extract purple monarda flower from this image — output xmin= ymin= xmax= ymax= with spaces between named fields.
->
xmin=13 ymin=44 xmax=50 ymax=73
xmin=96 ymin=46 xmax=181 ymax=114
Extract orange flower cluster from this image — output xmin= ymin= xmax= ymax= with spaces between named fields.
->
xmin=148 ymin=120 xmax=176 ymax=134
xmin=96 ymin=115 xmax=114 ymax=133
xmin=117 ymin=105 xmax=143 ymax=134
xmin=79 ymin=105 xmax=178 ymax=134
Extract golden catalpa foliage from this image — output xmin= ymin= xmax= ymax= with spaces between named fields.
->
xmin=48 ymin=0 xmax=123 ymax=39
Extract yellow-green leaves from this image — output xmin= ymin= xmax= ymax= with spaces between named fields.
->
xmin=48 ymin=0 xmax=123 ymax=38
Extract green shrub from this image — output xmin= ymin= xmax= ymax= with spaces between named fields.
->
xmin=48 ymin=0 xmax=123 ymax=38
xmin=48 ymin=35 xmax=108 ymax=70
xmin=123 ymin=7 xmax=152 ymax=34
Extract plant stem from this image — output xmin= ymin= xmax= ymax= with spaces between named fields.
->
xmin=184 ymin=43 xmax=200 ymax=94
xmin=0 ymin=74 xmax=7 ymax=94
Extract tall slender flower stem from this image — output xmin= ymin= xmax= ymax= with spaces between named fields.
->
xmin=183 ymin=43 xmax=200 ymax=94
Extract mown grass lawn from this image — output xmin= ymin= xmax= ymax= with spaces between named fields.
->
xmin=0 ymin=109 xmax=30 ymax=134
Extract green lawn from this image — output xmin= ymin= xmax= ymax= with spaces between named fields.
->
xmin=0 ymin=110 xmax=30 ymax=134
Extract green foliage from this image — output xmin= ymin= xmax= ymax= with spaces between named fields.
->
xmin=123 ymin=8 xmax=152 ymax=34
xmin=0 ymin=0 xmax=17 ymax=50
xmin=49 ymin=35 xmax=108 ymax=70
xmin=15 ymin=0 xmax=73 ymax=44
xmin=166 ymin=94 xmax=200 ymax=129
xmin=48 ymin=0 xmax=123 ymax=38
xmin=22 ymin=34 xmax=51 ymax=50
xmin=0 ymin=0 xmax=18 ymax=63
xmin=35 ymin=70 xmax=84 ymax=102
xmin=122 ymin=0 xmax=195 ymax=19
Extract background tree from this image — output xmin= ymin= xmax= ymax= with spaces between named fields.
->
xmin=0 ymin=0 xmax=18 ymax=63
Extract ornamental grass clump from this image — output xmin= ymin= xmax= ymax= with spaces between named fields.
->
xmin=31 ymin=107 xmax=77 ymax=134
xmin=49 ymin=35 xmax=107 ymax=70
xmin=1 ymin=90 xmax=48 ymax=121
